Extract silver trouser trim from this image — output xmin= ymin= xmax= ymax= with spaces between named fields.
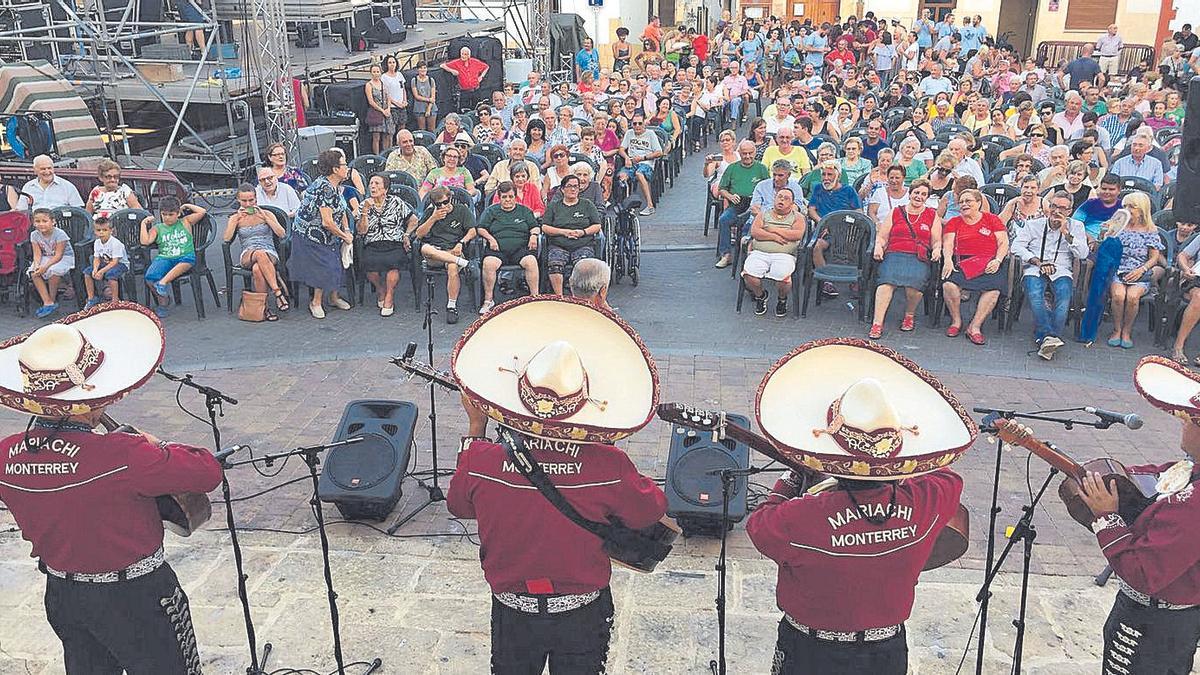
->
xmin=43 ymin=547 xmax=165 ymax=583
xmin=785 ymin=613 xmax=903 ymax=642
xmin=1118 ymin=579 xmax=1199 ymax=611
xmin=494 ymin=590 xmax=601 ymax=614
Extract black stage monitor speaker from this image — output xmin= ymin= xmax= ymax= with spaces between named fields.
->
xmin=365 ymin=17 xmax=407 ymax=44
xmin=664 ymin=413 xmax=751 ymax=536
xmin=1177 ymin=76 xmax=1200 ymax=225
xmin=318 ymin=400 xmax=417 ymax=521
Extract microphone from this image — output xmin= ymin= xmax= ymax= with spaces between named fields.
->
xmin=1084 ymin=407 xmax=1144 ymax=430
xmin=214 ymin=444 xmax=248 ymax=466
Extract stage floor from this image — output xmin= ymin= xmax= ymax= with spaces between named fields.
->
xmin=71 ymin=19 xmax=504 ymax=105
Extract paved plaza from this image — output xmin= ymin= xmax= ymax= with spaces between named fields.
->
xmin=0 ymin=149 xmax=1191 ymax=674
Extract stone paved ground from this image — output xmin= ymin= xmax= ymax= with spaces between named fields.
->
xmin=0 ymin=144 xmax=1194 ymax=674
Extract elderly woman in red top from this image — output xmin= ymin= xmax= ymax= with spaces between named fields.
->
xmin=941 ymin=188 xmax=1010 ymax=345
xmin=870 ymin=178 xmax=942 ymax=339
xmin=495 ymin=161 xmax=545 ymax=218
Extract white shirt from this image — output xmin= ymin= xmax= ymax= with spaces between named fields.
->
xmin=765 ymin=114 xmax=795 ymax=134
xmin=92 ymin=235 xmax=127 ymax=265
xmin=953 ymin=157 xmax=985 ymax=185
xmin=1011 ymin=217 xmax=1089 ymax=280
xmin=18 ymin=175 xmax=84 ymax=210
xmin=1052 ymin=111 xmax=1085 ymax=140
xmin=380 ymin=72 xmax=407 ymax=107
xmin=868 ymin=187 xmax=909 ymax=220
xmin=257 ymin=183 xmax=301 ymax=216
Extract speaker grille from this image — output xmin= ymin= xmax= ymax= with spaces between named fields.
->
xmin=670 ymin=447 xmax=741 ymax=508
xmin=324 ymin=433 xmax=397 ymax=491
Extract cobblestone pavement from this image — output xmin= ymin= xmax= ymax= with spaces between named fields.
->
xmin=0 ymin=147 xmax=1193 ymax=673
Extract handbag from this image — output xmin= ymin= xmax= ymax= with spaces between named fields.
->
xmin=238 ymin=290 xmax=267 ymax=322
xmin=898 ymin=207 xmax=930 ymax=263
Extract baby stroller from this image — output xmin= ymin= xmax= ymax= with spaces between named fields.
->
xmin=0 ymin=210 xmax=32 ymax=315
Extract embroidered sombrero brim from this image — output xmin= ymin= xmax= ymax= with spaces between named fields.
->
xmin=1134 ymin=355 xmax=1200 ymax=424
xmin=452 ymin=295 xmax=659 ymax=443
xmin=0 ymin=302 xmax=165 ymax=417
xmin=756 ymin=338 xmax=977 ymax=479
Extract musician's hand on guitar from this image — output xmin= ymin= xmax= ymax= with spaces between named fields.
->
xmin=1079 ymin=471 xmax=1119 ymax=518
xmin=140 ymin=430 xmax=163 ymax=447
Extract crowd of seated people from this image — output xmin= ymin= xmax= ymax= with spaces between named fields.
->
xmin=9 ymin=14 xmax=1200 ymax=370
xmin=698 ymin=12 xmax=1194 ymax=363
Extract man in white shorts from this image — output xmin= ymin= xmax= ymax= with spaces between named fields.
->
xmin=743 ymin=187 xmax=807 ymax=317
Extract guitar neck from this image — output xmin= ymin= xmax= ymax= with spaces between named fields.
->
xmin=1001 ymin=430 xmax=1086 ymax=481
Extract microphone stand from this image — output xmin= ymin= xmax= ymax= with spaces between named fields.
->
xmin=387 ymin=274 xmax=446 ymax=534
xmin=225 ymin=437 xmax=382 ymax=675
xmin=971 ymin=406 xmax=1108 ymax=675
xmin=158 ymin=368 xmax=269 ymax=675
xmin=709 ymin=465 xmax=766 ymax=675
xmin=975 ymin=467 xmax=1057 ymax=675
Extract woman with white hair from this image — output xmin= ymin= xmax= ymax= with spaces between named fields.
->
xmin=897 ymin=136 xmax=928 ymax=186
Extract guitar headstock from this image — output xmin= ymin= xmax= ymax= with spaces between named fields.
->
xmin=389 ymin=350 xmax=459 ymax=391
xmin=990 ymin=417 xmax=1035 ymax=447
xmin=657 ymin=402 xmax=726 ymax=432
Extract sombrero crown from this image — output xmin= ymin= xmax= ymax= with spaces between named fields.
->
xmin=756 ymin=338 xmax=976 ymax=479
xmin=0 ymin=302 xmax=165 ymax=417
xmin=452 ymin=295 xmax=658 ymax=443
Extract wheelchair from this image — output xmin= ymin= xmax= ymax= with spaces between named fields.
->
xmin=607 ymin=196 xmax=643 ymax=287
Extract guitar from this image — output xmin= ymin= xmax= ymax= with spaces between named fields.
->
xmin=98 ymin=414 xmax=213 ymax=537
xmin=657 ymin=402 xmax=971 ymax=571
xmin=391 ymin=350 xmax=680 ymax=573
xmin=991 ymin=418 xmax=1158 ymax=529
xmin=390 ymin=344 xmax=459 ymax=391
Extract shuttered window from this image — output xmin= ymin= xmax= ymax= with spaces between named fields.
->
xmin=1065 ymin=0 xmax=1117 ymax=31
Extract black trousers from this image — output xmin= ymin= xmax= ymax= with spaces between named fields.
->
xmin=1103 ymin=592 xmax=1200 ymax=675
xmin=44 ymin=563 xmax=201 ymax=675
xmin=490 ymin=588 xmax=614 ymax=674
xmin=771 ymin=618 xmax=908 ymax=675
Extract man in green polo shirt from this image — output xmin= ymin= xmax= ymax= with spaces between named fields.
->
xmin=477 ymin=180 xmax=540 ymax=313
xmin=715 ymin=140 xmax=769 ymax=268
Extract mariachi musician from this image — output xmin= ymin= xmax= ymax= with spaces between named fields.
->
xmin=0 ymin=302 xmax=222 ymax=674
xmin=1077 ymin=355 xmax=1200 ymax=674
xmin=447 ymin=295 xmax=667 ymax=673
xmin=746 ymin=339 xmax=974 ymax=673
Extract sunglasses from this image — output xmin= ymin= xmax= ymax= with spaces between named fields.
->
xmin=1030 ymin=133 xmax=1046 ymax=138
xmin=552 ymin=153 xmax=566 ymax=159
xmin=434 ymin=199 xmax=451 ymax=207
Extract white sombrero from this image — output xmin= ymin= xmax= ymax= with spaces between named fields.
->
xmin=756 ymin=338 xmax=977 ymax=479
xmin=1134 ymin=355 xmax=1200 ymax=424
xmin=452 ymin=295 xmax=658 ymax=443
xmin=0 ymin=302 xmax=165 ymax=418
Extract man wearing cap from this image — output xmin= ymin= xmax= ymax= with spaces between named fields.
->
xmin=414 ymin=185 xmax=477 ymax=324
xmin=448 ymin=297 xmax=667 ymax=674
xmin=1065 ymin=355 xmax=1200 ymax=674
xmin=747 ymin=339 xmax=969 ymax=673
xmin=0 ymin=303 xmax=223 ymax=673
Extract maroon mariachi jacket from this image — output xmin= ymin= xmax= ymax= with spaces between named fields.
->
xmin=1094 ymin=462 xmax=1200 ymax=605
xmin=747 ymin=468 xmax=963 ymax=631
xmin=0 ymin=423 xmax=222 ymax=574
xmin=447 ymin=437 xmax=667 ymax=596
